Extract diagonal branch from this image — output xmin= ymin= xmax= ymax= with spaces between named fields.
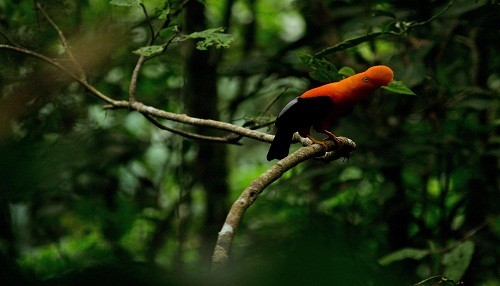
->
xmin=36 ymin=2 xmax=87 ymax=82
xmin=0 ymin=44 xmax=114 ymax=104
xmin=0 ymin=29 xmax=18 ymax=46
xmin=210 ymin=137 xmax=356 ymax=273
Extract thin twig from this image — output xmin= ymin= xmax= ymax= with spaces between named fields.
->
xmin=129 ymin=0 xmax=191 ymax=103
xmin=129 ymin=55 xmax=145 ymax=103
xmin=0 ymin=44 xmax=114 ymax=104
xmin=143 ymin=113 xmax=242 ymax=145
xmin=36 ymin=2 xmax=87 ymax=82
xmin=408 ymin=0 xmax=455 ymax=29
xmin=0 ymin=29 xmax=18 ymax=46
xmin=314 ymin=0 xmax=455 ymax=58
xmin=112 ymin=100 xmax=275 ymax=143
xmin=140 ymin=3 xmax=155 ymax=40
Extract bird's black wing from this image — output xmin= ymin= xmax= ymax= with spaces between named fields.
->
xmin=267 ymin=96 xmax=333 ymax=161
xmin=275 ymin=96 xmax=334 ymax=130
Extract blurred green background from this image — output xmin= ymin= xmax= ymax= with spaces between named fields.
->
xmin=0 ymin=0 xmax=498 ymax=285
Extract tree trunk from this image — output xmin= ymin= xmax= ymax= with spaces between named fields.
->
xmin=183 ymin=1 xmax=229 ymax=264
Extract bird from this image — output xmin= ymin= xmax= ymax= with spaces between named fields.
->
xmin=266 ymin=65 xmax=394 ymax=161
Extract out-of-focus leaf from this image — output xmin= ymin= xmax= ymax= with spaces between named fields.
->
xmin=158 ymin=7 xmax=170 ymax=19
xmin=339 ymin=166 xmax=363 ymax=182
xmin=378 ymin=248 xmax=429 ymax=265
xmin=133 ymin=45 xmax=165 ymax=57
xmin=442 ymin=241 xmax=475 ymax=281
xmin=456 ymin=99 xmax=494 ymax=110
xmin=185 ymin=27 xmax=233 ymax=50
xmin=109 ymin=0 xmax=141 ymax=6
xmin=159 ymin=26 xmax=178 ymax=38
xmin=382 ymin=80 xmax=416 ymax=95
xmin=299 ymin=54 xmax=340 ymax=83
xmin=338 ymin=66 xmax=355 ymax=78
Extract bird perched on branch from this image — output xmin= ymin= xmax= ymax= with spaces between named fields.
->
xmin=267 ymin=65 xmax=394 ymax=161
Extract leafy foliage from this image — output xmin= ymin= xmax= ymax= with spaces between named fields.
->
xmin=183 ymin=27 xmax=234 ymax=50
xmin=378 ymin=247 xmax=430 ymax=265
xmin=299 ymin=54 xmax=340 ymax=82
xmin=133 ymin=27 xmax=233 ymax=56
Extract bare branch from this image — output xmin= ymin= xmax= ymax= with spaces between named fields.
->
xmin=36 ymin=2 xmax=87 ymax=82
xmin=0 ymin=29 xmax=18 ymax=46
xmin=210 ymin=137 xmax=356 ymax=273
xmin=143 ymin=113 xmax=242 ymax=145
xmin=140 ymin=3 xmax=155 ymax=40
xmin=124 ymin=101 xmax=274 ymax=143
xmin=129 ymin=56 xmax=145 ymax=103
xmin=0 ymin=44 xmax=115 ymax=104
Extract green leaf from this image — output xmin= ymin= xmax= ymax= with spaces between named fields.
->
xmin=442 ymin=241 xmax=475 ymax=281
xmin=185 ymin=27 xmax=233 ymax=50
xmin=109 ymin=0 xmax=141 ymax=6
xmin=299 ymin=54 xmax=340 ymax=83
xmin=159 ymin=26 xmax=178 ymax=39
xmin=338 ymin=66 xmax=355 ymax=78
xmin=309 ymin=59 xmax=339 ymax=82
xmin=158 ymin=7 xmax=170 ymax=19
xmin=382 ymin=80 xmax=416 ymax=95
xmin=133 ymin=45 xmax=165 ymax=57
xmin=378 ymin=247 xmax=429 ymax=265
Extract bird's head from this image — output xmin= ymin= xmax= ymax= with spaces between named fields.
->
xmin=363 ymin=65 xmax=394 ymax=87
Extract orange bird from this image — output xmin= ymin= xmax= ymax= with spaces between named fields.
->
xmin=267 ymin=65 xmax=394 ymax=161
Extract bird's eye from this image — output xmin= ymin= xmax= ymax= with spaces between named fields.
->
xmin=363 ymin=77 xmax=369 ymax=82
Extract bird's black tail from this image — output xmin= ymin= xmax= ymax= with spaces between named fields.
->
xmin=267 ymin=129 xmax=293 ymax=161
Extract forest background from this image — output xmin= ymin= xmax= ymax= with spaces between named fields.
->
xmin=0 ymin=0 xmax=498 ymax=285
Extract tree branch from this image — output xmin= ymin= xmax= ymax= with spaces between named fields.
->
xmin=36 ymin=2 xmax=87 ymax=82
xmin=129 ymin=0 xmax=191 ymax=103
xmin=108 ymin=100 xmax=275 ymax=143
xmin=2 ymin=15 xmax=360 ymax=274
xmin=0 ymin=44 xmax=115 ymax=104
xmin=142 ymin=113 xmax=243 ymax=145
xmin=0 ymin=43 xmax=274 ymax=143
xmin=210 ymin=137 xmax=356 ymax=273
xmin=0 ymin=29 xmax=18 ymax=46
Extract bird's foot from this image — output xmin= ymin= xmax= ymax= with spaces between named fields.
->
xmin=307 ymin=135 xmax=329 ymax=151
xmin=322 ymin=131 xmax=343 ymax=150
